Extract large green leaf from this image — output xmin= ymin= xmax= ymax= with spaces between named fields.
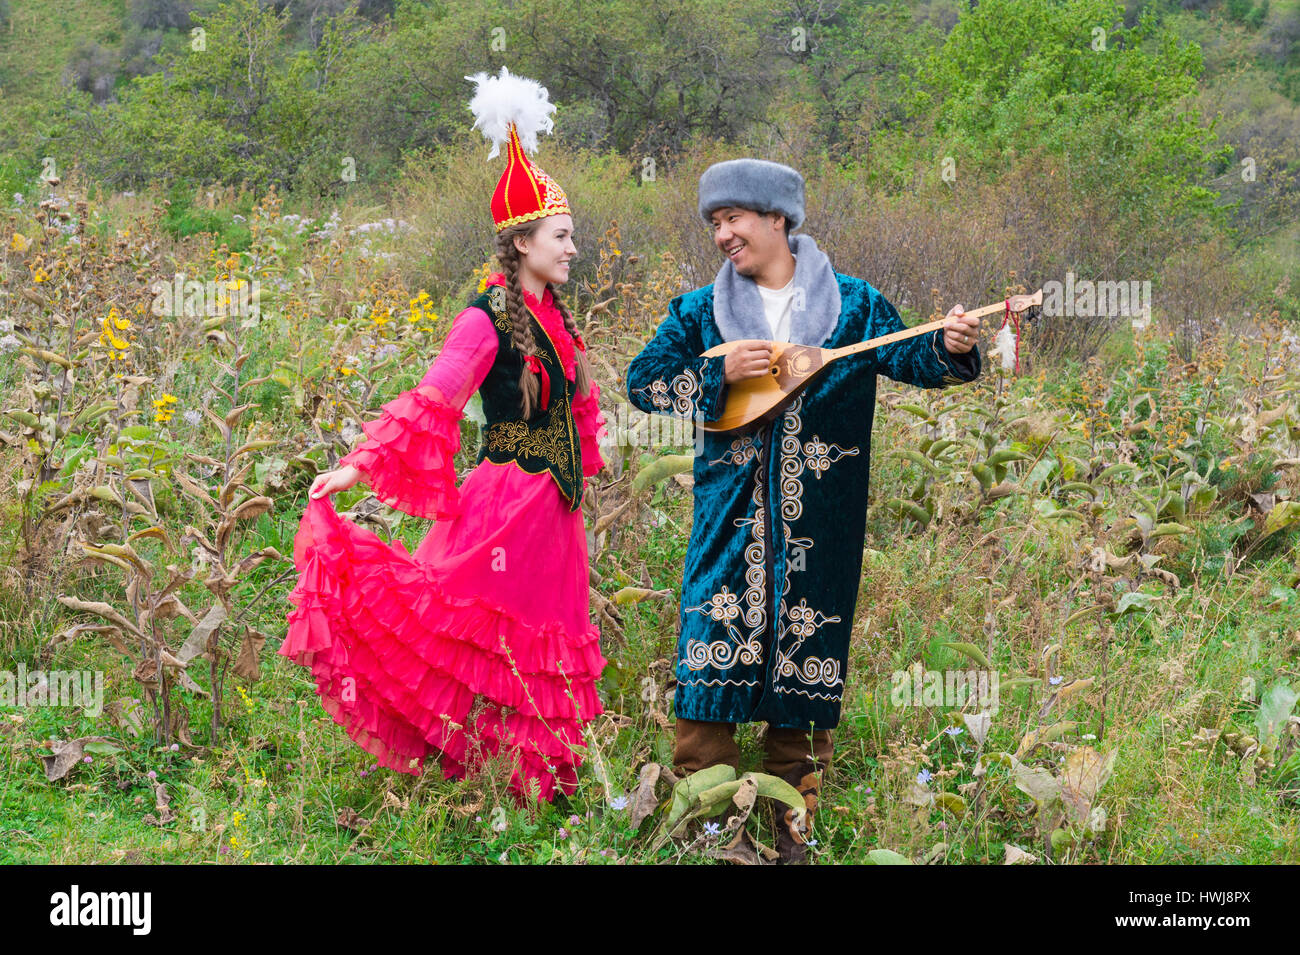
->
xmin=1114 ymin=591 xmax=1160 ymax=616
xmin=746 ymin=771 xmax=807 ymax=813
xmin=1010 ymin=759 xmax=1061 ymax=808
xmin=1255 ymin=681 xmax=1299 ymax=750
xmin=893 ymin=449 xmax=942 ymax=475
xmin=867 ymin=848 xmax=914 ymax=865
xmin=886 ymin=498 xmax=932 ymax=528
xmin=666 ymin=764 xmax=737 ymax=834
xmin=944 ymin=641 xmax=989 ymax=667
xmin=632 ymin=454 xmax=694 ymax=493
xmin=665 ymin=768 xmax=806 ymax=838
xmin=693 ymin=780 xmax=745 ymax=819
xmin=1262 ymin=501 xmax=1300 ymax=541
xmin=1059 ymin=747 xmax=1116 ymax=826
xmin=1025 ymin=457 xmax=1058 ymax=490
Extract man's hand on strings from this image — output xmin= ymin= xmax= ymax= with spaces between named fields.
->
xmin=942 ymin=305 xmax=980 ymax=355
xmin=724 ymin=340 xmax=774 ymax=383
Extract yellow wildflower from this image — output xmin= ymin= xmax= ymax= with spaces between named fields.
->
xmin=33 ymin=267 xmax=49 ymax=283
xmin=9 ymin=233 xmax=30 ymax=252
xmin=152 ymin=394 xmax=178 ymax=423
xmin=100 ymin=309 xmax=132 ymax=354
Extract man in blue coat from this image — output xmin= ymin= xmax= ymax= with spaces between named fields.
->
xmin=625 ymin=159 xmax=982 ymax=861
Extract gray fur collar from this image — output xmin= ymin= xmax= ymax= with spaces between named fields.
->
xmin=711 ymin=233 xmax=841 ymax=346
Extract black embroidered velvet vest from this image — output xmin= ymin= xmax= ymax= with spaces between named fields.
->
xmin=470 ymin=284 xmax=583 ymax=512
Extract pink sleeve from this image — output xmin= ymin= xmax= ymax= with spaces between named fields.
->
xmin=339 ymin=307 xmax=498 ymax=519
xmin=572 ymin=378 xmax=608 ymax=480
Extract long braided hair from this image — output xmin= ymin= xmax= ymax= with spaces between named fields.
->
xmin=494 ymin=220 xmax=593 ymax=419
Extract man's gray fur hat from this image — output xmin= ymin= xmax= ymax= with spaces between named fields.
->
xmin=697 ymin=158 xmax=805 ymax=231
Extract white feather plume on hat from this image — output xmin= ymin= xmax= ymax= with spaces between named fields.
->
xmin=464 ymin=67 xmax=556 ymax=160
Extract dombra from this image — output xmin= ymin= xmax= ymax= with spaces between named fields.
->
xmin=698 ymin=289 xmax=1042 ymax=433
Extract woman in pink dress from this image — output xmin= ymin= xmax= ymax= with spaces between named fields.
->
xmin=279 ymin=69 xmax=608 ymax=804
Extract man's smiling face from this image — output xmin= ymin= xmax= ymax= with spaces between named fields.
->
xmin=709 ymin=206 xmax=785 ymax=277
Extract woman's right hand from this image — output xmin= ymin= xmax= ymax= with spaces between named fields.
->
xmin=310 ymin=465 xmax=363 ymax=499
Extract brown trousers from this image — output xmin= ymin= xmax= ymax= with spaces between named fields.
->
xmin=673 ymin=717 xmax=833 ymax=779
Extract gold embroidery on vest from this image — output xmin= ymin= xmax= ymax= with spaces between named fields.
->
xmin=487 ymin=284 xmax=510 ymax=332
xmin=484 ymin=393 xmax=577 ymax=487
xmin=480 ymin=286 xmax=582 ymax=505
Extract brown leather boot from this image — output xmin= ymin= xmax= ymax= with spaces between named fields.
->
xmin=672 ymin=718 xmax=739 ymax=777
xmin=774 ymin=761 xmax=821 ymax=865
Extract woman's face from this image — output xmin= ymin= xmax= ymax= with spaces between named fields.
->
xmin=515 ymin=214 xmax=577 ymax=287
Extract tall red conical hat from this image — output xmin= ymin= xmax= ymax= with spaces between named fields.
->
xmin=465 ymin=68 xmax=571 ymax=232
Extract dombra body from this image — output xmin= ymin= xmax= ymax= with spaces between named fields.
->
xmin=699 ymin=289 xmax=1042 ymax=432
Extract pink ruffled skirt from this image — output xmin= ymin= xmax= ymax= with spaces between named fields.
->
xmin=280 ymin=461 xmax=606 ymax=803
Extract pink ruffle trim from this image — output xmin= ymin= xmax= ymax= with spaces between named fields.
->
xmin=280 ymin=497 xmax=606 ymax=803
xmin=339 ymin=386 xmax=462 ymax=521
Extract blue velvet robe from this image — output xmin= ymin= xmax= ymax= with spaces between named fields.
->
xmin=625 ymin=273 xmax=982 ymax=730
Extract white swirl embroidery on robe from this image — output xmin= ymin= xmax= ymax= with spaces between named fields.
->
xmin=709 ymin=433 xmax=759 ymax=467
xmin=772 ymin=395 xmax=856 ymax=699
xmin=778 ymin=395 xmax=859 ymax=522
xmin=633 ymin=364 xmax=706 ymax=418
xmin=681 ymin=458 xmax=767 ymax=687
xmin=773 ymin=599 xmax=842 ymax=699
